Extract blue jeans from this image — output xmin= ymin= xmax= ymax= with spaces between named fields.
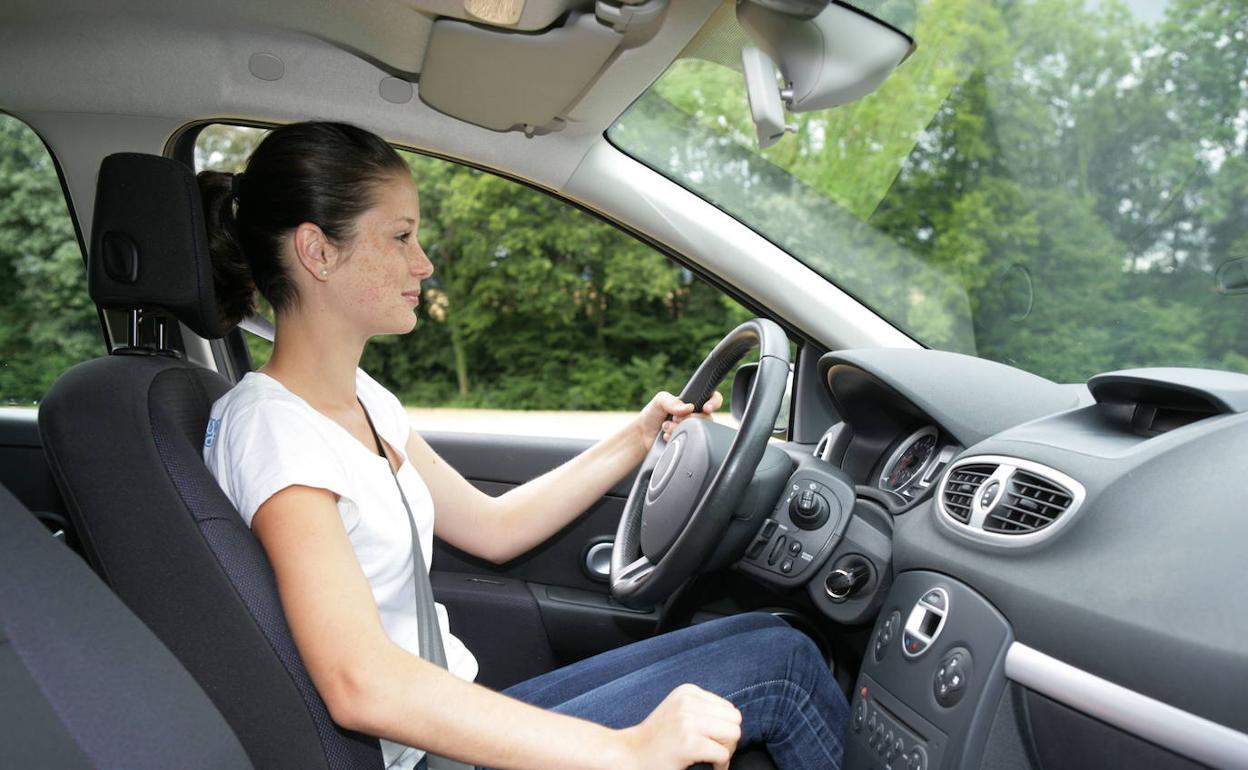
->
xmin=496 ymin=612 xmax=848 ymax=770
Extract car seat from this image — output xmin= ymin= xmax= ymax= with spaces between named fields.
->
xmin=39 ymin=152 xmax=384 ymax=769
xmin=0 ymin=481 xmax=253 ymax=768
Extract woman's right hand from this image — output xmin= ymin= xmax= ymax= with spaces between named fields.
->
xmin=614 ymin=683 xmax=742 ymax=770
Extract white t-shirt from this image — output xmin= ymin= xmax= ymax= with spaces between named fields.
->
xmin=203 ymin=368 xmax=478 ymax=770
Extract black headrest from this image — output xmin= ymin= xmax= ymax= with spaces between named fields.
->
xmin=89 ymin=153 xmax=230 ymax=339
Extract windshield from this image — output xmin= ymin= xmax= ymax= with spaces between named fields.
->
xmin=608 ymin=0 xmax=1247 ymax=383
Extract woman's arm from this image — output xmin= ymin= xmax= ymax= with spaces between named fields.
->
xmin=252 ymin=484 xmax=741 ymax=770
xmin=411 ymin=391 xmax=721 ymax=564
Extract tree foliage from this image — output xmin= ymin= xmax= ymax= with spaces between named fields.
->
xmin=615 ymin=0 xmax=1247 ymax=383
xmin=0 ymin=117 xmax=101 ymax=405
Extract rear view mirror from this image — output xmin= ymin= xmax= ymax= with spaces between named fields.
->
xmin=739 ymin=0 xmax=916 ymax=147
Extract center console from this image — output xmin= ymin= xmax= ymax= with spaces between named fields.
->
xmin=844 ymin=571 xmax=1014 ymax=770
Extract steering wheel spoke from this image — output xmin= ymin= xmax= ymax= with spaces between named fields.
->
xmin=613 ymin=556 xmax=656 ymax=591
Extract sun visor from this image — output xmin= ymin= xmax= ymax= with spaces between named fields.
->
xmin=418 ymin=8 xmax=649 ymax=133
xmin=412 ymin=0 xmax=582 ymax=30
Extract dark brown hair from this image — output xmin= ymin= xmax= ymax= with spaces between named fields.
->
xmin=198 ymin=121 xmax=409 ymax=326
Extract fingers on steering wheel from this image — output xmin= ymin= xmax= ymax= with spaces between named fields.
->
xmin=703 ymin=390 xmax=724 ymax=414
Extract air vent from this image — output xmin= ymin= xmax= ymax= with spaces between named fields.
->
xmin=813 ymin=433 xmax=832 ymax=461
xmin=812 ymin=425 xmax=844 ymax=463
xmin=937 ymin=456 xmax=1087 ymax=547
xmin=941 ymin=463 xmax=997 ymax=523
xmin=983 ymin=470 xmax=1074 ymax=534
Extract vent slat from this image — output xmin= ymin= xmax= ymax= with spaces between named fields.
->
xmin=986 ymin=470 xmax=1075 ymax=534
xmin=941 ymin=463 xmax=998 ymax=524
xmin=999 ymin=501 xmax=1057 ymax=521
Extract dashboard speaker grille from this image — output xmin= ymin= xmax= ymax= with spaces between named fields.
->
xmin=984 ymin=470 xmax=1074 ymax=534
xmin=942 ymin=463 xmax=996 ymax=523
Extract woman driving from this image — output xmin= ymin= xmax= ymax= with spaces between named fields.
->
xmin=201 ymin=121 xmax=848 ymax=770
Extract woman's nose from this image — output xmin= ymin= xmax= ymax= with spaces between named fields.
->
xmin=411 ymin=243 xmax=434 ymax=278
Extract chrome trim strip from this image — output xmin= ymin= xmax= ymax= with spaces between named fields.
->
xmin=1006 ymin=643 xmax=1248 ymax=769
xmin=936 ymin=454 xmax=1087 ymax=548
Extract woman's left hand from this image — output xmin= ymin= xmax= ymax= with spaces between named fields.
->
xmin=634 ymin=390 xmax=724 ymax=453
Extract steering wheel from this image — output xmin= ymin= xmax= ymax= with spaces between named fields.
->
xmin=610 ymin=318 xmax=791 ymax=608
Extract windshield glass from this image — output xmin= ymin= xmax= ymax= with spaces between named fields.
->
xmin=608 ymin=0 xmax=1247 ymax=383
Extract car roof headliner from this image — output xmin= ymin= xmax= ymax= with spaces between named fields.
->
xmin=0 ymin=0 xmax=722 ymax=191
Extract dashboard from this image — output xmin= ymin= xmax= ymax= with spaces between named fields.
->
xmin=735 ymin=348 xmax=1248 ymax=769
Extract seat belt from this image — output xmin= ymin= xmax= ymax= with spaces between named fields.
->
xmin=360 ymin=401 xmax=475 ymax=770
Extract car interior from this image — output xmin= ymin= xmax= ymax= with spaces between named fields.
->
xmin=1 ymin=0 xmax=1247 ymax=769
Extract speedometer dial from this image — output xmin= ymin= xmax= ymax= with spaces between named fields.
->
xmin=879 ymin=426 xmax=940 ymax=494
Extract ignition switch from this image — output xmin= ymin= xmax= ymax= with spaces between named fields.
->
xmin=824 ymin=555 xmax=872 ymax=601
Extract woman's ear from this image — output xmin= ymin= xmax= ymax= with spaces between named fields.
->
xmin=292 ymin=221 xmax=335 ymax=282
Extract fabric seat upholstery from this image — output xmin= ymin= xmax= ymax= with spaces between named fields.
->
xmin=0 ymin=482 xmax=253 ymax=768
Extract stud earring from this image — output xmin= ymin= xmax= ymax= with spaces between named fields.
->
xmin=320 ymin=269 xmax=328 ymax=278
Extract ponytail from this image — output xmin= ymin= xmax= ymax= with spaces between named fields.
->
xmin=198 ymin=170 xmax=257 ymax=327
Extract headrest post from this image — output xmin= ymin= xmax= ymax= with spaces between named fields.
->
xmin=156 ymin=317 xmax=168 ymax=352
xmin=128 ymin=309 xmax=141 ymax=348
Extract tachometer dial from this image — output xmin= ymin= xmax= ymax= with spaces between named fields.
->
xmin=879 ymin=426 xmax=940 ymax=494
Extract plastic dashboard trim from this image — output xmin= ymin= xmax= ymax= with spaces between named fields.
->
xmin=1006 ymin=642 xmax=1248 ymax=769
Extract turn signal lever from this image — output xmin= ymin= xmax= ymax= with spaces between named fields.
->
xmin=824 ymin=560 xmax=871 ymax=602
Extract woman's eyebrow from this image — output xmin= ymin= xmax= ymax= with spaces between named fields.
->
xmin=393 ymin=216 xmax=416 ymax=225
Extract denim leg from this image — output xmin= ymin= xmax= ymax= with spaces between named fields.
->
xmin=503 ymin=612 xmax=786 ymax=708
xmin=502 ymin=614 xmax=847 ymax=770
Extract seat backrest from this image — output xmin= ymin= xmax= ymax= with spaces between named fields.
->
xmin=0 ymin=482 xmax=253 ymax=769
xmin=38 ymin=153 xmax=383 ymax=770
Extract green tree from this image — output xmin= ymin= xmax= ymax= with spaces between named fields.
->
xmin=0 ymin=115 xmax=101 ymax=405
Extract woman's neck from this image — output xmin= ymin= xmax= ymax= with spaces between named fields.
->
xmin=259 ymin=309 xmax=367 ymax=412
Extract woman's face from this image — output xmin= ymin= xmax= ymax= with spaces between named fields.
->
xmin=330 ymin=172 xmax=433 ymax=336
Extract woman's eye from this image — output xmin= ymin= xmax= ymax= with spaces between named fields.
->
xmin=396 ymin=232 xmax=411 ymax=243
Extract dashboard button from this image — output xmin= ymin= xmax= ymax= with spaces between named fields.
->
xmin=934 ymin=648 xmax=973 ymax=707
xmin=853 ymin=701 xmax=866 ymax=732
xmin=787 ymin=540 xmax=802 ymax=556
xmin=768 ymin=536 xmax=787 ymax=566
xmin=779 ymin=558 xmax=794 ymax=574
xmin=759 ymin=519 xmax=777 ymax=539
xmin=745 ymin=539 xmax=766 ymax=559
xmin=908 ymin=747 xmax=927 ymax=770
xmin=921 ymin=589 xmax=947 ymax=610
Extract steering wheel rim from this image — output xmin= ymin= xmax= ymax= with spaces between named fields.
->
xmin=610 ymin=318 xmax=790 ymax=608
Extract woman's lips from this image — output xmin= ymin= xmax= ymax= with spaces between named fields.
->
xmin=402 ymin=291 xmax=420 ymax=305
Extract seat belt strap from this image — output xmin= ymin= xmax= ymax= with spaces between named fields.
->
xmin=360 ymin=400 xmax=475 ymax=770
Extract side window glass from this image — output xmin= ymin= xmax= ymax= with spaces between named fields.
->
xmin=0 ymin=114 xmax=100 ymax=406
xmin=392 ymin=152 xmax=757 ymax=435
xmin=193 ymin=124 xmax=761 ymax=436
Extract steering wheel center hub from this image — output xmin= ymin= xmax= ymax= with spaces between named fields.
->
xmin=640 ymin=421 xmax=713 ymax=560
xmin=647 ymin=433 xmax=687 ymax=503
